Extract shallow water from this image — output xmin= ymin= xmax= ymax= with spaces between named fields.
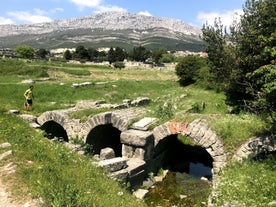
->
xmin=144 ymin=163 xmax=212 ymax=207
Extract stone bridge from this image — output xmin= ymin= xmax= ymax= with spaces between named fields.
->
xmin=32 ymin=103 xmax=275 ymax=185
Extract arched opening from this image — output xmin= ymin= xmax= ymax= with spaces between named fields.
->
xmin=145 ymin=134 xmax=214 ymax=206
xmin=86 ymin=124 xmax=122 ymax=157
xmin=153 ymin=134 xmax=213 ymax=179
xmin=41 ymin=121 xmax=69 ymax=142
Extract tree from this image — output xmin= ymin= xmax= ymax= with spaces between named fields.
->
xmin=87 ymin=47 xmax=99 ymax=61
xmin=73 ymin=45 xmax=89 ymax=60
xmin=97 ymin=51 xmax=107 ymax=62
xmin=175 ymin=55 xmax=207 ymax=86
xmin=131 ymin=46 xmax=150 ymax=62
xmin=63 ymin=49 xmax=72 ymax=60
xmin=36 ymin=48 xmax=48 ymax=59
xmin=202 ymin=18 xmax=235 ymax=91
xmin=107 ymin=47 xmax=116 ymax=64
xmin=160 ymin=53 xmax=176 ymax=63
xmin=115 ymin=47 xmax=126 ymax=62
xmin=14 ymin=45 xmax=35 ymax=59
xmin=227 ymin=0 xmax=276 ymax=111
xmin=247 ymin=64 xmax=276 ymax=120
xmin=201 ymin=0 xmax=276 ymax=118
xmin=151 ymin=49 xmax=167 ymax=64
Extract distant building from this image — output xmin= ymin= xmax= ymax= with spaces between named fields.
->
xmin=173 ymin=50 xmax=207 ymax=58
xmin=0 ymin=48 xmax=16 ymax=58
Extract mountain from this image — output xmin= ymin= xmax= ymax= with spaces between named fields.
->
xmin=0 ymin=12 xmax=205 ymax=51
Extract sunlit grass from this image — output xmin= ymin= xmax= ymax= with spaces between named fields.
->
xmin=0 ymin=58 xmax=274 ymax=206
xmin=213 ymin=157 xmax=276 ymax=207
xmin=0 ymin=112 xmax=146 ymax=207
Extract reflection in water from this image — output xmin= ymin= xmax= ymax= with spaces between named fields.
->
xmin=189 ymin=162 xmax=212 ymax=180
xmin=144 ymin=171 xmax=211 ymax=207
xmin=146 ymin=134 xmax=213 ymax=206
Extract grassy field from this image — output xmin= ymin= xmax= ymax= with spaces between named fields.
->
xmin=0 ymin=58 xmax=275 ymax=206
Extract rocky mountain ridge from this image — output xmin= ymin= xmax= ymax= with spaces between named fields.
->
xmin=0 ymin=12 xmax=204 ymax=51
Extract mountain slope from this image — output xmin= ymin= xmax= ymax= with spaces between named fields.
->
xmin=0 ymin=12 xmax=205 ymax=51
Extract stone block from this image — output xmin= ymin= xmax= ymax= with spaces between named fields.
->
xmin=131 ymin=117 xmax=157 ymax=131
xmin=0 ymin=142 xmax=11 ymax=149
xmin=122 ymin=144 xmax=134 ymax=158
xmin=133 ymin=189 xmax=149 ymax=200
xmin=120 ymin=129 xmax=153 ymax=147
xmin=213 ymin=154 xmax=227 ymax=162
xmin=110 ymin=169 xmax=129 ymax=180
xmin=134 ymin=148 xmax=146 ymax=160
xmin=98 ymin=157 xmax=127 ymax=172
xmin=126 ymin=158 xmax=146 ymax=176
xmin=0 ymin=150 xmax=12 ymax=161
xmin=100 ymin=147 xmax=115 ymax=160
xmin=130 ymin=97 xmax=150 ymax=106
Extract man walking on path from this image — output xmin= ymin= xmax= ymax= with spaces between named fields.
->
xmin=24 ymin=85 xmax=34 ymax=111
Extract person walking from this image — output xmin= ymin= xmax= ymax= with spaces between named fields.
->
xmin=24 ymin=85 xmax=34 ymax=111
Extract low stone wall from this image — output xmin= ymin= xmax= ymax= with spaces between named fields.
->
xmin=233 ymin=135 xmax=275 ymax=161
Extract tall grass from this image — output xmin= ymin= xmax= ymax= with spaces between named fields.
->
xmin=0 ymin=112 xmax=146 ymax=207
xmin=0 ymin=58 xmax=275 ymax=206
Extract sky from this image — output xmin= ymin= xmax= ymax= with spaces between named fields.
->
xmin=0 ymin=0 xmax=245 ymax=28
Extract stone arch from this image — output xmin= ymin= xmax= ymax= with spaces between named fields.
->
xmin=152 ymin=119 xmax=227 ymax=175
xmin=40 ymin=120 xmax=69 ymax=142
xmin=37 ymin=111 xmax=71 ymax=141
xmin=80 ymin=110 xmax=142 ymax=142
xmin=37 ymin=111 xmax=69 ymax=127
xmin=86 ymin=124 xmax=122 ymax=156
xmin=233 ymin=135 xmax=275 ymax=161
xmin=80 ymin=110 xmax=142 ymax=156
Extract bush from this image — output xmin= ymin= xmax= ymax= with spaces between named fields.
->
xmin=113 ymin=61 xmax=125 ymax=69
xmin=175 ymin=56 xmax=207 ymax=86
xmin=156 ymin=102 xmax=174 ymax=119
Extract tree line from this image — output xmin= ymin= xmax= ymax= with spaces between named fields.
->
xmin=175 ymin=0 xmax=275 ymax=123
xmin=13 ymin=44 xmax=176 ymax=69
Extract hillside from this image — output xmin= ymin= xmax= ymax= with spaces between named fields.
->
xmin=0 ymin=12 xmax=205 ymax=51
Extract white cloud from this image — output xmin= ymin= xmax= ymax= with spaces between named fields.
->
xmin=197 ymin=9 xmax=243 ymax=28
xmin=7 ymin=11 xmax=52 ymax=24
xmin=69 ymin=0 xmax=126 ymax=13
xmin=51 ymin=8 xmax=64 ymax=13
xmin=94 ymin=5 xmax=127 ymax=13
xmin=138 ymin=11 xmax=152 ymax=16
xmin=0 ymin=17 xmax=14 ymax=25
xmin=33 ymin=8 xmax=48 ymax=16
xmin=69 ymin=0 xmax=102 ymax=8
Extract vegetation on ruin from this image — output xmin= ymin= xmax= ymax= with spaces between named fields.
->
xmin=0 ymin=56 xmax=274 ymax=206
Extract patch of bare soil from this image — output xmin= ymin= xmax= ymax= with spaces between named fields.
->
xmin=0 ymin=146 xmax=40 ymax=207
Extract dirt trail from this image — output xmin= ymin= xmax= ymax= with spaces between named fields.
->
xmin=0 ymin=144 xmax=39 ymax=207
xmin=0 ymin=178 xmax=17 ymax=207
xmin=0 ymin=178 xmax=38 ymax=207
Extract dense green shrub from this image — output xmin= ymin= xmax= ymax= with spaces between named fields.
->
xmin=175 ymin=56 xmax=207 ymax=86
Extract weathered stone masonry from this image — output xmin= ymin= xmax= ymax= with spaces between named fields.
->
xmin=33 ymin=106 xmax=275 ymax=177
xmin=36 ymin=108 xmax=228 ymax=175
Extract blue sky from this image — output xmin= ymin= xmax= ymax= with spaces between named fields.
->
xmin=0 ymin=0 xmax=245 ymax=27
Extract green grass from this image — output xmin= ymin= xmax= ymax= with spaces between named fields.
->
xmin=0 ymin=112 xmax=146 ymax=207
xmin=0 ymin=58 xmax=275 ymax=206
xmin=213 ymin=157 xmax=276 ymax=207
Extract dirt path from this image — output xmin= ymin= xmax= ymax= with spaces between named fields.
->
xmin=0 ymin=178 xmax=17 ymax=207
xmin=0 ymin=143 xmax=39 ymax=207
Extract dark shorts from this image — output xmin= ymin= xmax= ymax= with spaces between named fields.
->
xmin=26 ymin=99 xmax=33 ymax=105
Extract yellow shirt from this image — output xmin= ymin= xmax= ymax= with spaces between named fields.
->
xmin=24 ymin=89 xmax=33 ymax=100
